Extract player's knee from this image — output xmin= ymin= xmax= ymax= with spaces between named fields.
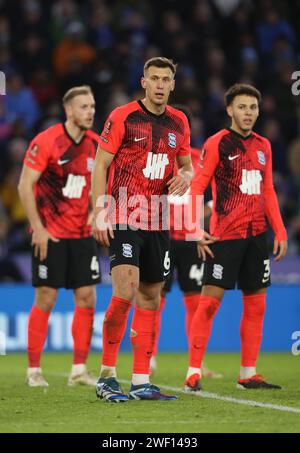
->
xmin=113 ymin=280 xmax=138 ymax=302
xmin=202 ymin=285 xmax=224 ymax=301
xmin=74 ymin=286 xmax=96 ymax=308
xmin=139 ymin=295 xmax=160 ymax=310
xmin=135 ymin=285 xmax=160 ymax=310
xmin=35 ymin=287 xmax=57 ymax=312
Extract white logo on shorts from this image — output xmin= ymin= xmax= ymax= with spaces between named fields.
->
xmin=212 ymin=264 xmax=223 ymax=280
xmin=38 ymin=265 xmax=48 ymax=279
xmin=122 ymin=243 xmax=133 ymax=258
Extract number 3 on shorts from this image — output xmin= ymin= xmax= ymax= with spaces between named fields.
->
xmin=262 ymin=259 xmax=270 ymax=283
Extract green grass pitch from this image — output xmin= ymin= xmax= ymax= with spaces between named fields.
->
xmin=0 ymin=352 xmax=299 ymax=433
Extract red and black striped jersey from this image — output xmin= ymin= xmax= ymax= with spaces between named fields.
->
xmin=99 ymin=100 xmax=190 ymax=230
xmin=24 ymin=123 xmax=100 ymax=238
xmin=190 ymin=128 xmax=287 ymax=241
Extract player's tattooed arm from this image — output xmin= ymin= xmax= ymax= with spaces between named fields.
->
xmin=167 ymin=154 xmax=194 ymax=196
xmin=91 ymin=147 xmax=115 ymax=247
xmin=18 ymin=165 xmax=59 ymax=261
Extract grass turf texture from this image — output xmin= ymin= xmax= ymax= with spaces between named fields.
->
xmin=0 ymin=352 xmax=299 ymax=433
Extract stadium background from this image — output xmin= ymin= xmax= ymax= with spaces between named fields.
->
xmin=0 ymin=0 xmax=299 ymax=354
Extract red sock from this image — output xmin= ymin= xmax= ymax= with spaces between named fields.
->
xmin=152 ymin=296 xmax=166 ymax=357
xmin=72 ymin=306 xmax=95 ymax=365
xmin=183 ymin=294 xmax=199 ymax=344
xmin=102 ymin=296 xmax=132 ymax=366
xmin=27 ymin=305 xmax=50 ymax=368
xmin=240 ymin=294 xmax=266 ymax=367
xmin=131 ymin=306 xmax=157 ymax=374
xmin=189 ymin=296 xmax=220 ymax=368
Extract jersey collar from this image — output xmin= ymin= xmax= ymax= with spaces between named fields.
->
xmin=138 ymin=100 xmax=166 ymax=118
xmin=63 ymin=123 xmax=86 ymax=146
xmin=227 ymin=128 xmax=253 ymax=140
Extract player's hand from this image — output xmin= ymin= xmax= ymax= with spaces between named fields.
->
xmin=197 ymin=231 xmax=219 ymax=261
xmin=273 ymin=239 xmax=287 ymax=262
xmin=92 ymin=208 xmax=114 ymax=247
xmin=31 ymin=226 xmax=59 ymax=261
xmin=167 ymin=171 xmax=191 ymax=196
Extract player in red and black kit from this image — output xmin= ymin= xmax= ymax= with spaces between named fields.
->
xmin=18 ymin=86 xmax=101 ymax=387
xmin=92 ymin=58 xmax=193 ymax=402
xmin=150 ymin=106 xmax=222 ymax=379
xmin=185 ymin=84 xmax=288 ymax=392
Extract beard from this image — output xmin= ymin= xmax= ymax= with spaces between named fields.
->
xmin=74 ymin=118 xmax=93 ymax=131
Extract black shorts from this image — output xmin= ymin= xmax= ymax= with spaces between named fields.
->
xmin=164 ymin=240 xmax=204 ymax=293
xmin=32 ymin=237 xmax=101 ymax=289
xmin=109 ymin=227 xmax=170 ymax=283
xmin=203 ymin=232 xmax=271 ymax=291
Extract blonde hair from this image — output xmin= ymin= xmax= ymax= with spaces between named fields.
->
xmin=62 ymin=85 xmax=93 ymax=104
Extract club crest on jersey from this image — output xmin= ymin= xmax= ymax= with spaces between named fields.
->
xmin=87 ymin=157 xmax=94 ymax=172
xmin=168 ymin=133 xmax=176 ymax=148
xmin=257 ymin=151 xmax=266 ymax=165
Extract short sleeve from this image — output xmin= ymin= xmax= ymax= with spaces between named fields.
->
xmin=177 ymin=113 xmax=191 ymax=156
xmin=98 ymin=107 xmax=126 ymax=155
xmin=24 ymin=131 xmax=50 ymax=172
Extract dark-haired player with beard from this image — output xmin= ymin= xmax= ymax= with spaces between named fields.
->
xmin=185 ymin=83 xmax=287 ymax=392
xmin=19 ymin=86 xmax=101 ymax=387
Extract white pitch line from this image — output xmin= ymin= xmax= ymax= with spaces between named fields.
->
xmin=51 ymin=373 xmax=300 ymax=415
xmin=119 ymin=380 xmax=300 ymax=415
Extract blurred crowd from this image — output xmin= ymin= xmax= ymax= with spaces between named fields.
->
xmin=1 ymin=0 xmax=300 ymax=281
